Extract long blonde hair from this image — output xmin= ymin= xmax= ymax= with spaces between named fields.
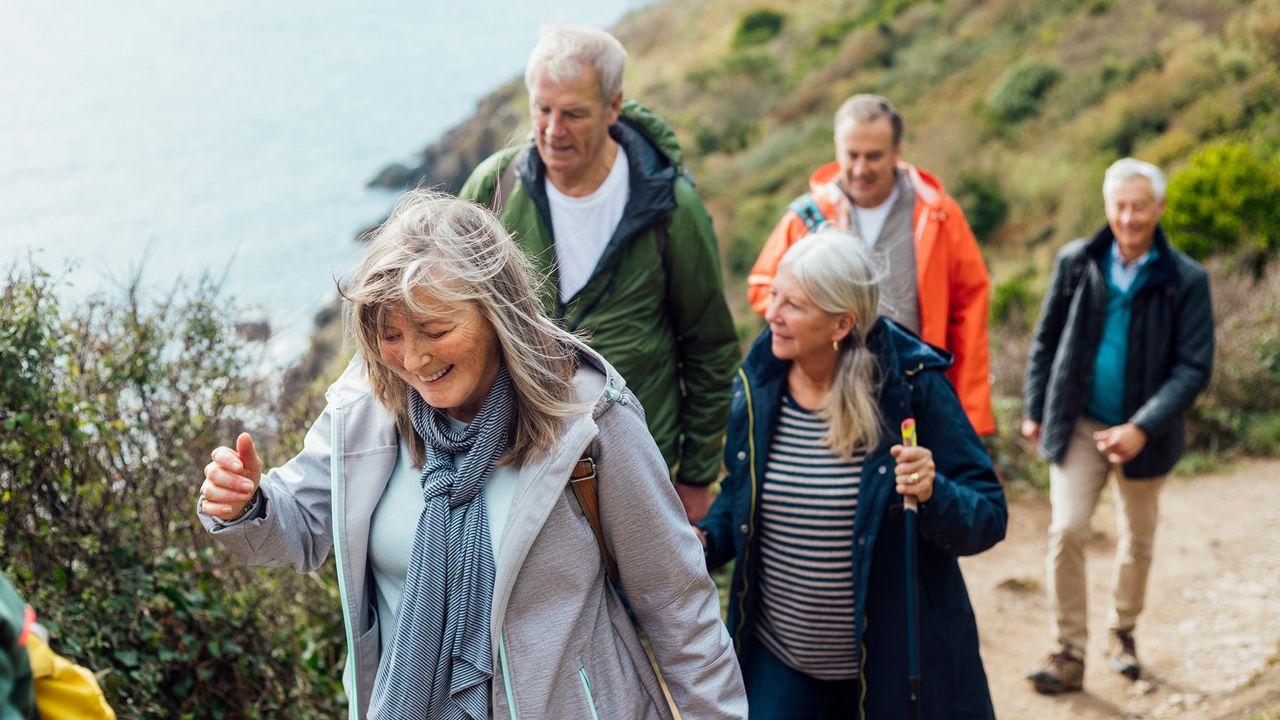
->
xmin=343 ymin=189 xmax=584 ymax=466
xmin=779 ymin=231 xmax=886 ymax=456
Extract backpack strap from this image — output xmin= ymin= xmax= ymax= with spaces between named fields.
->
xmin=654 ymin=220 xmax=669 ymax=260
xmin=490 ymin=148 xmax=526 ymax=218
xmin=787 ymin=193 xmax=828 ymax=235
xmin=568 ymin=452 xmax=619 ymax=585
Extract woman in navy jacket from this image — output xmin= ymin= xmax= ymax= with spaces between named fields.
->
xmin=699 ymin=231 xmax=1006 ymax=719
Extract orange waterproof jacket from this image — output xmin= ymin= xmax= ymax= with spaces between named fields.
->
xmin=747 ymin=161 xmax=995 ymax=435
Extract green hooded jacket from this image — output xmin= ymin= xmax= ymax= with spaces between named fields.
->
xmin=459 ymin=101 xmax=739 ymax=487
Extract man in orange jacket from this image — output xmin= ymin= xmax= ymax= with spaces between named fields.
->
xmin=747 ymin=94 xmax=995 ymax=435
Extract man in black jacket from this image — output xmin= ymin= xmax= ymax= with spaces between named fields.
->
xmin=1022 ymin=158 xmax=1214 ymax=694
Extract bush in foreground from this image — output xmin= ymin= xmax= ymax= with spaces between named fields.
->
xmin=0 ymin=266 xmax=345 ymax=719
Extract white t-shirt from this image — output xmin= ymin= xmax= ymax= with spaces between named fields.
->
xmin=546 ymin=145 xmax=630 ymax=303
xmin=852 ymin=182 xmax=901 ymax=248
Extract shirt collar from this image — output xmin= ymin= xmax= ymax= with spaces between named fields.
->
xmin=1110 ymin=240 xmax=1156 ymax=270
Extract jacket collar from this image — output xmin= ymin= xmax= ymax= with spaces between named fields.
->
xmin=1084 ymin=224 xmax=1180 ymax=289
xmin=809 ymin=160 xmax=946 ymax=213
xmin=489 ymin=338 xmax=625 ymax=634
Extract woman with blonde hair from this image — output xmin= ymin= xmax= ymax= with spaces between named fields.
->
xmin=197 ymin=190 xmax=746 ymax=720
xmin=698 ymin=230 xmax=1006 ymax=719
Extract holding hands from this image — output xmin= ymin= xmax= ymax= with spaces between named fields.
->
xmin=891 ymin=444 xmax=936 ymax=504
xmin=200 ymin=432 xmax=262 ymax=521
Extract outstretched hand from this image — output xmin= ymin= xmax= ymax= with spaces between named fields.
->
xmin=200 ymin=432 xmax=263 ymax=521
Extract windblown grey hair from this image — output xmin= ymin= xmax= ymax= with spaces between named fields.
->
xmin=524 ymin=25 xmax=627 ymax=103
xmin=834 ymin=93 xmax=905 ymax=147
xmin=343 ymin=189 xmax=584 ymax=467
xmin=778 ymin=231 xmax=888 ymax=456
xmin=1103 ymin=157 xmax=1167 ymax=203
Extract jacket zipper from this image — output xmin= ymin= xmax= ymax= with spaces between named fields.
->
xmin=733 ymin=368 xmax=759 ymax=648
xmin=499 ymin=636 xmax=520 ymax=719
xmin=328 ymin=405 xmax=360 ymax=720
xmin=578 ymin=666 xmax=601 ymax=720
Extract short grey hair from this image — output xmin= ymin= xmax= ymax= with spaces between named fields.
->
xmin=834 ymin=94 xmax=904 ymax=147
xmin=778 ymin=231 xmax=887 ymax=456
xmin=1103 ymin=157 xmax=1167 ymax=202
xmin=343 ymin=190 xmax=584 ymax=467
xmin=524 ymin=25 xmax=627 ymax=103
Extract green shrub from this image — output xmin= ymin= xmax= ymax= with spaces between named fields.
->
xmin=987 ymin=59 xmax=1063 ymax=122
xmin=1243 ymin=0 xmax=1280 ymax=63
xmin=986 ymin=396 xmax=1050 ymax=493
xmin=732 ymin=9 xmax=786 ymax=49
xmin=989 ymin=266 xmax=1040 ymax=328
xmin=728 ymin=194 xmax=789 ymax=275
xmin=1164 ymin=141 xmax=1280 ymax=265
xmin=0 ymin=266 xmax=345 ymax=718
xmin=953 ymin=172 xmax=1010 ymax=242
xmin=815 ymin=18 xmax=861 ymax=49
xmin=1182 ymin=259 xmax=1280 ymax=459
xmin=695 ymin=117 xmax=758 ymax=156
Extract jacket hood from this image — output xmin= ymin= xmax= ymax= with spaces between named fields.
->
xmin=741 ymin=317 xmax=952 ymax=387
xmin=809 ymin=160 xmax=945 ymax=209
xmin=567 ymin=334 xmax=631 ymax=420
xmin=515 ymin=101 xmax=682 ymax=243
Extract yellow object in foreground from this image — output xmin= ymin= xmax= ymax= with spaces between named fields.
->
xmin=26 ymin=632 xmax=115 ymax=720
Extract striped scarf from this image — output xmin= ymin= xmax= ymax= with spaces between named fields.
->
xmin=367 ymin=366 xmax=513 ymax=720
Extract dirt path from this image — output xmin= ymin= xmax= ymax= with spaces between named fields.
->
xmin=961 ymin=458 xmax=1280 ymax=719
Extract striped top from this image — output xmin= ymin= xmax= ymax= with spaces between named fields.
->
xmin=755 ymin=393 xmax=864 ymax=680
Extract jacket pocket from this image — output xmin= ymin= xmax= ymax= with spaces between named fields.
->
xmin=578 ymin=666 xmax=601 ymax=720
xmin=343 ymin=612 xmax=379 ymax=717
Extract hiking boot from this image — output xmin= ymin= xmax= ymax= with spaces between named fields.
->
xmin=1107 ymin=629 xmax=1141 ymax=680
xmin=1027 ymin=648 xmax=1085 ymax=694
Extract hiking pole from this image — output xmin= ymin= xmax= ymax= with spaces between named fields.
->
xmin=901 ymin=418 xmax=922 ymax=720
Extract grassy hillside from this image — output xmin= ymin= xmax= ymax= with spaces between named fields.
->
xmin=376 ymin=0 xmax=1280 ymax=484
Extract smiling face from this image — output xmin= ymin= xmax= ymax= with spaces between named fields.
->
xmin=835 ymin=115 xmax=901 ymax=208
xmin=529 ymin=63 xmax=621 ymax=189
xmin=1105 ymin=175 xmax=1165 ymax=262
xmin=376 ymin=293 xmax=502 ymax=423
xmin=765 ymin=266 xmax=856 ymax=364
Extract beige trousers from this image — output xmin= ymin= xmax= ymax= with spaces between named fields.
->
xmin=1046 ymin=417 xmax=1167 ymax=654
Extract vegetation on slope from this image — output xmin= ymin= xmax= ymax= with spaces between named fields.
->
xmin=376 ymin=0 xmax=1280 ymax=486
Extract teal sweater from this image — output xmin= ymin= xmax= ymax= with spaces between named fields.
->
xmin=1085 ymin=246 xmax=1157 ymax=425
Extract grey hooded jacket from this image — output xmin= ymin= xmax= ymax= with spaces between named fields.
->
xmin=200 ymin=347 xmax=746 ymax=719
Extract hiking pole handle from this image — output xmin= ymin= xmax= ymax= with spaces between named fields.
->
xmin=900 ymin=419 xmax=919 ymax=513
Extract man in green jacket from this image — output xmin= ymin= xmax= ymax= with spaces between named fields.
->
xmin=459 ymin=25 xmax=739 ymax=523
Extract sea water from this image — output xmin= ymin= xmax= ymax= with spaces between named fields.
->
xmin=0 ymin=0 xmax=646 ymax=364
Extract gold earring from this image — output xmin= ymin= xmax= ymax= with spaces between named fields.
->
xmin=832 ymin=339 xmax=839 ymax=352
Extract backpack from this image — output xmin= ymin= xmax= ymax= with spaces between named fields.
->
xmin=787 ymin=193 xmax=829 ymax=235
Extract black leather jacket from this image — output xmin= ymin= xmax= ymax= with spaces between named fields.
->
xmin=1023 ymin=225 xmax=1214 ymax=478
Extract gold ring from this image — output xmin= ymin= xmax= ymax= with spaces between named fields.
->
xmin=910 ymin=472 xmax=920 ymax=484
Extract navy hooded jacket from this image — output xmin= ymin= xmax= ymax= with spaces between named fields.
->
xmin=700 ymin=318 xmax=1006 ymax=719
